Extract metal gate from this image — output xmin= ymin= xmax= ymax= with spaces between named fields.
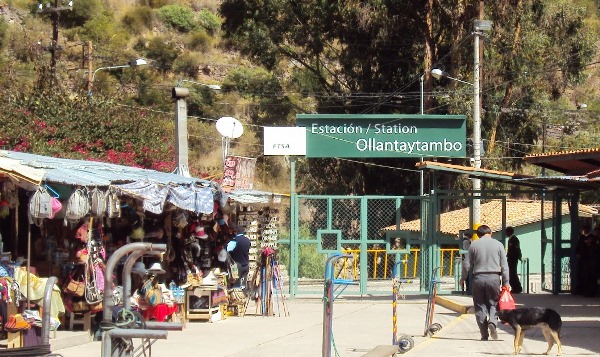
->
xmin=541 ymin=190 xmax=580 ymax=294
xmin=285 ymin=195 xmax=430 ymax=296
xmin=280 ymin=189 xmax=578 ymax=297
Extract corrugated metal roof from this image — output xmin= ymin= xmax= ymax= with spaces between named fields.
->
xmin=0 ymin=150 xmax=213 ymax=187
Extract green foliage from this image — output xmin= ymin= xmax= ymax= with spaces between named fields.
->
xmin=197 ymin=9 xmax=221 ymax=35
xmin=297 ymin=244 xmax=326 ymax=279
xmin=156 ymin=4 xmax=197 ymax=33
xmin=80 ymin=13 xmax=129 ymax=50
xmin=276 ymin=227 xmax=326 ymax=279
xmin=0 ymin=18 xmax=8 ymax=50
xmin=0 ymin=72 xmax=175 ymax=170
xmin=121 ymin=6 xmax=155 ymax=35
xmin=223 ymin=67 xmax=281 ymax=98
xmin=144 ymin=36 xmax=180 ymax=73
xmin=139 ymin=0 xmax=171 ymax=9
xmin=172 ymin=52 xmax=202 ymax=78
xmin=185 ymin=30 xmax=212 ymax=51
xmin=60 ymin=0 xmax=105 ymax=28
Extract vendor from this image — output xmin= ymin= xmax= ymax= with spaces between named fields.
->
xmin=132 ymin=262 xmax=176 ymax=322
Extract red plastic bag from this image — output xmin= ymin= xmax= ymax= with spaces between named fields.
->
xmin=498 ymin=287 xmax=516 ymax=310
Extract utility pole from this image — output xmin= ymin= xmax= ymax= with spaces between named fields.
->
xmin=86 ymin=41 xmax=93 ymax=95
xmin=472 ymin=19 xmax=492 ymax=228
xmin=37 ymin=0 xmax=73 ymax=77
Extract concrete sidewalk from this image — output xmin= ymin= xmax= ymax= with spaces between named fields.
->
xmin=50 ymin=293 xmax=600 ymax=356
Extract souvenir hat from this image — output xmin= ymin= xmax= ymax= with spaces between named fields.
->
xmin=147 ymin=262 xmax=165 ymax=275
xmin=131 ymin=261 xmax=147 ymax=277
xmin=195 ymin=226 xmax=208 ymax=239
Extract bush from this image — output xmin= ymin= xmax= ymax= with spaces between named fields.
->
xmin=156 ymin=4 xmax=197 ymax=33
xmin=144 ymin=36 xmax=179 ymax=73
xmin=223 ymin=67 xmax=282 ymax=97
xmin=185 ymin=30 xmax=212 ymax=51
xmin=81 ymin=14 xmax=129 ymax=50
xmin=0 ymin=18 xmax=8 ymax=50
xmin=197 ymin=9 xmax=221 ymax=35
xmin=121 ymin=6 xmax=155 ymax=35
xmin=141 ymin=0 xmax=170 ymax=9
xmin=172 ymin=52 xmax=201 ymax=78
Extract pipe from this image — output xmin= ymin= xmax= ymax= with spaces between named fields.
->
xmin=144 ymin=321 xmax=183 ymax=331
xmin=41 ymin=276 xmax=58 ymax=344
xmin=322 ymin=254 xmax=352 ymax=357
xmin=103 ymin=243 xmax=166 ymax=322
xmin=102 ymin=328 xmax=168 ymax=357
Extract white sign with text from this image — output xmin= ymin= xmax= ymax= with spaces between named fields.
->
xmin=263 ymin=127 xmax=307 ymax=156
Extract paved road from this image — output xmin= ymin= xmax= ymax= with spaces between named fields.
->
xmin=51 ymin=292 xmax=600 ymax=356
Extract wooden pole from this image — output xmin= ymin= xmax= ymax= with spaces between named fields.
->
xmin=86 ymin=41 xmax=93 ymax=96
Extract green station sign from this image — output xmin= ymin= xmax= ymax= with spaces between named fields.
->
xmin=296 ymin=114 xmax=466 ymax=158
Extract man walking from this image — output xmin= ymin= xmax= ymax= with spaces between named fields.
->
xmin=460 ymin=225 xmax=510 ymax=341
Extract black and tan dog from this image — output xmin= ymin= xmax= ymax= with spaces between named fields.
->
xmin=497 ymin=307 xmax=562 ymax=356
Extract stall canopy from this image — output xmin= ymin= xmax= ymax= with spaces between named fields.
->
xmin=0 ymin=150 xmax=223 ymax=214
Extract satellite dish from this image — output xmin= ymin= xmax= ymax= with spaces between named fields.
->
xmin=216 ymin=116 xmax=244 ymax=139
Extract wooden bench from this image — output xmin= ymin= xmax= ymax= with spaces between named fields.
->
xmin=361 ymin=345 xmax=398 ymax=357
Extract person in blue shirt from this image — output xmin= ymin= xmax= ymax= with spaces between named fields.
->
xmin=226 ymin=224 xmax=251 ymax=291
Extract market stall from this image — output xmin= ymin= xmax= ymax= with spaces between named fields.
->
xmin=0 ymin=150 xmax=229 ymax=347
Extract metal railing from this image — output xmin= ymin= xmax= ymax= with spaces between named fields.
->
xmin=339 ymin=247 xmax=460 ymax=280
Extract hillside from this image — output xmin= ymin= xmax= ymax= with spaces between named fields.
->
xmin=0 ymin=0 xmax=598 ymax=197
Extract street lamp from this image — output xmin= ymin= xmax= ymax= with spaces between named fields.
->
xmin=432 ymin=19 xmax=492 ymax=227
xmin=87 ymin=58 xmax=148 ymax=100
xmin=171 ymin=80 xmax=221 ymax=177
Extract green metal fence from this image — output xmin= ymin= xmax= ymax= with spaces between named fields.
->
xmin=287 ymin=195 xmax=436 ymax=296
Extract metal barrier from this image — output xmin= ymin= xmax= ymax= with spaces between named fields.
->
xmin=340 ymin=248 xmax=460 ymax=280
xmin=101 ymin=243 xmax=184 ymax=357
xmin=322 ymin=254 xmax=355 ymax=357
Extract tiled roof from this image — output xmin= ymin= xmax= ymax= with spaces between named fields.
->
xmin=386 ymin=200 xmax=597 ymax=236
xmin=524 ymin=147 xmax=600 ymax=159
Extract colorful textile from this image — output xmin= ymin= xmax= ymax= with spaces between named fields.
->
xmin=142 ymin=303 xmax=177 ymax=322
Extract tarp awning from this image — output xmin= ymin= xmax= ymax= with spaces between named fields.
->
xmin=0 ymin=150 xmax=223 ymax=214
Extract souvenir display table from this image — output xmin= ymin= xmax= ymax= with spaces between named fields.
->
xmin=185 ymin=285 xmax=220 ymax=322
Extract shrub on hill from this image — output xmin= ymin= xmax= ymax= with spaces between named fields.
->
xmin=156 ymin=4 xmax=197 ymax=33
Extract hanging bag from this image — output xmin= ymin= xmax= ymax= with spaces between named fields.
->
xmin=498 ymin=286 xmax=516 ymax=310
xmin=64 ymin=188 xmax=90 ymax=225
xmin=63 ymin=275 xmax=86 ymax=297
xmin=90 ymin=188 xmax=107 ymax=217
xmin=227 ymin=253 xmax=240 ymax=281
xmin=106 ymin=189 xmax=121 ymax=218
xmin=28 ymin=187 xmax=52 ymax=223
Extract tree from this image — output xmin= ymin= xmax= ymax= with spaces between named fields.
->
xmin=0 ymin=67 xmax=175 ymax=171
xmin=220 ymin=0 xmax=597 ymax=194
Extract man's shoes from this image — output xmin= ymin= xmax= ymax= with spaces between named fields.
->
xmin=480 ymin=336 xmax=488 ymax=341
xmin=488 ymin=323 xmax=498 ymax=340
